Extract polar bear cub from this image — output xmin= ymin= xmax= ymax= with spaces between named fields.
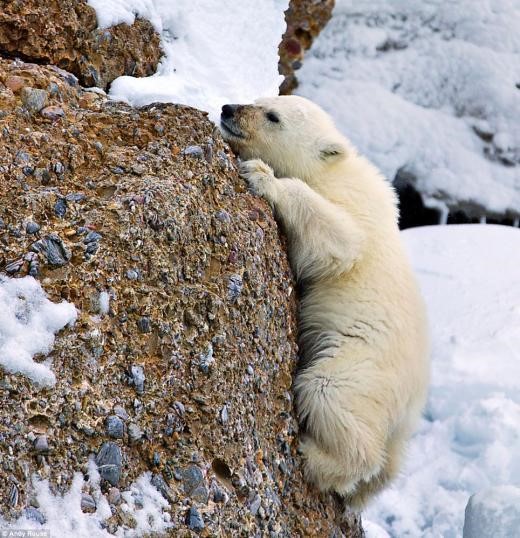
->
xmin=220 ymin=95 xmax=429 ymax=508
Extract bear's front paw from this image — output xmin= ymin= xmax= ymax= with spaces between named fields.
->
xmin=239 ymin=159 xmax=278 ymax=201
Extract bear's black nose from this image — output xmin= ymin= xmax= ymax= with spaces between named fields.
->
xmin=221 ymin=104 xmax=239 ymax=119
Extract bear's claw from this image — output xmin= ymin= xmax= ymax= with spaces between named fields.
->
xmin=238 ymin=159 xmax=277 ymax=201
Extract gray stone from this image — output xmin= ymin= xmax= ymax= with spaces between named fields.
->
xmin=181 ymin=465 xmax=209 ymax=503
xmin=26 ymin=221 xmax=40 ymax=234
xmin=80 ymin=493 xmax=96 ymax=513
xmin=151 ymin=473 xmax=175 ymax=502
xmin=137 ymin=316 xmax=151 ymax=334
xmin=54 ymin=198 xmax=67 ymax=218
xmin=130 ymin=365 xmax=145 ymax=393
xmin=113 ymin=405 xmax=129 ymax=420
xmin=95 ymin=442 xmax=122 ymax=486
xmin=227 ymin=274 xmax=243 ymax=302
xmin=186 ymin=506 xmax=205 ymax=532
xmin=182 ymin=145 xmax=204 ymax=158
xmin=31 ymin=234 xmax=71 ymax=266
xmin=107 ymin=487 xmax=121 ymax=505
xmin=128 ymin=423 xmax=143 ymax=444
xmin=21 ymin=88 xmax=48 ymax=113
xmin=106 ymin=415 xmax=124 ymax=439
xmin=34 ymin=435 xmax=49 ymax=454
xmin=24 ymin=507 xmax=45 ymax=524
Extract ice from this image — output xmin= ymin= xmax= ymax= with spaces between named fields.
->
xmin=87 ymin=0 xmax=289 ymax=120
xmin=463 ymin=485 xmax=520 ymax=538
xmin=297 ymin=0 xmax=520 ymax=215
xmin=0 ymin=275 xmax=77 ymax=386
xmin=364 ymin=224 xmax=520 ymax=537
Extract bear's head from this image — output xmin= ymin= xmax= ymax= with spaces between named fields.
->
xmin=220 ymin=95 xmax=349 ymax=183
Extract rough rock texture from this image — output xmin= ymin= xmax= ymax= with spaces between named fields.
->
xmin=0 ymin=58 xmax=364 ymax=537
xmin=0 ymin=0 xmax=161 ymax=89
xmin=279 ymin=0 xmax=335 ymax=94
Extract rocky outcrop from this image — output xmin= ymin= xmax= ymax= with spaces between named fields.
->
xmin=0 ymin=58 xmax=363 ymax=536
xmin=0 ymin=0 xmax=161 ymax=89
xmin=279 ymin=0 xmax=335 ymax=94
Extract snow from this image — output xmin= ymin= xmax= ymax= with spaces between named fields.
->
xmin=297 ymin=0 xmax=520 ymax=215
xmin=0 ymin=461 xmax=172 ymax=537
xmin=463 ymin=485 xmax=520 ymax=538
xmin=0 ymin=275 xmax=77 ymax=386
xmin=87 ymin=0 xmax=289 ymax=120
xmin=364 ymin=224 xmax=520 ymax=538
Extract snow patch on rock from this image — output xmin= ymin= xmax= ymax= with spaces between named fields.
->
xmin=87 ymin=0 xmax=289 ymax=120
xmin=0 ymin=275 xmax=77 ymax=386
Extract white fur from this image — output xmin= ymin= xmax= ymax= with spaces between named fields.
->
xmin=222 ymin=95 xmax=429 ymax=508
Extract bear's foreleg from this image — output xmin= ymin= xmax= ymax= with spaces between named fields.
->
xmin=239 ymin=159 xmax=364 ymax=281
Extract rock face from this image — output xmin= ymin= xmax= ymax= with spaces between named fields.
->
xmin=279 ymin=0 xmax=335 ymax=94
xmin=0 ymin=0 xmax=161 ymax=89
xmin=0 ymin=58 xmax=363 ymax=536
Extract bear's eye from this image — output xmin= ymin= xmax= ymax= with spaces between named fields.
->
xmin=265 ymin=111 xmax=280 ymax=123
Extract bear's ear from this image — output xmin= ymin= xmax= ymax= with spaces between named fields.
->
xmin=319 ymin=141 xmax=347 ymax=161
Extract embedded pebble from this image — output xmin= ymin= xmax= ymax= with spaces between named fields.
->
xmin=26 ymin=221 xmax=40 ymax=234
xmin=213 ymin=485 xmax=227 ymax=503
xmin=5 ymin=76 xmax=25 ymax=93
xmin=128 ymin=423 xmax=143 ymax=444
xmin=15 ymin=151 xmax=30 ymax=164
xmin=182 ymin=145 xmax=204 ymax=159
xmin=106 ymin=415 xmax=124 ymax=439
xmin=80 ymin=493 xmax=96 ymax=513
xmin=220 ymin=405 xmax=229 ymax=424
xmin=9 ymin=483 xmax=19 ymax=507
xmin=83 ymin=231 xmax=102 ymax=244
xmin=54 ymin=197 xmax=67 ymax=218
xmin=130 ymin=365 xmax=145 ymax=393
xmin=228 ymin=274 xmax=243 ymax=302
xmin=181 ymin=465 xmax=209 ymax=503
xmin=151 ymin=473 xmax=175 ymax=502
xmin=249 ymin=494 xmax=262 ymax=516
xmin=113 ymin=406 xmax=128 ymax=420
xmin=40 ymin=105 xmax=65 ymax=120
xmin=34 ymin=435 xmax=49 ymax=454
xmin=198 ymin=343 xmax=214 ymax=374
xmin=95 ymin=442 xmax=122 ymax=486
xmin=31 ymin=234 xmax=71 ymax=266
xmin=107 ymin=487 xmax=121 ymax=505
xmin=24 ymin=507 xmax=46 ymax=524
xmin=214 ymin=210 xmax=231 ymax=222
xmin=186 ymin=506 xmax=205 ymax=532
xmin=54 ymin=161 xmax=64 ymax=175
xmin=137 ymin=316 xmax=151 ymax=334
xmin=126 ymin=269 xmax=139 ymax=280
xmin=21 ymin=87 xmax=48 ymax=113
xmin=5 ymin=258 xmax=23 ymax=274
xmin=65 ymin=192 xmax=86 ymax=203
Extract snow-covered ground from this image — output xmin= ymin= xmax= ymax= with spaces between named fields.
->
xmin=364 ymin=224 xmax=520 ymax=537
xmin=0 ymin=275 xmax=77 ymax=386
xmin=297 ymin=0 xmax=520 ymax=215
xmin=87 ymin=0 xmax=288 ymax=120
